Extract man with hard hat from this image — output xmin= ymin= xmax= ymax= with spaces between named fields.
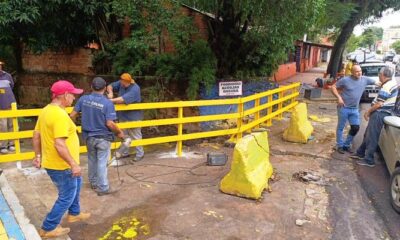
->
xmin=0 ymin=60 xmax=16 ymax=154
xmin=107 ymin=73 xmax=144 ymax=162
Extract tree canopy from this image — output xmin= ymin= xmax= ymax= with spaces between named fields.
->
xmin=359 ymin=27 xmax=383 ymax=50
xmin=181 ymin=0 xmax=325 ymax=78
xmin=321 ymin=1 xmax=400 ymax=76
xmin=392 ymin=40 xmax=400 ymax=54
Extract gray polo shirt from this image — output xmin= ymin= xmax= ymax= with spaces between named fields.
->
xmin=335 ymin=76 xmax=376 ymax=108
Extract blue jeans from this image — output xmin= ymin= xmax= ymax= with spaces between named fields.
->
xmin=336 ymin=107 xmax=360 ymax=148
xmin=42 ymin=169 xmax=82 ymax=231
xmin=356 ymin=111 xmax=390 ymax=164
xmin=123 ymin=127 xmax=144 ymax=158
xmin=87 ymin=137 xmax=111 ymax=192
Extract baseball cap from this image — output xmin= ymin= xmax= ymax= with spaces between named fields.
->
xmin=120 ymin=73 xmax=134 ymax=83
xmin=91 ymin=77 xmax=107 ymax=91
xmin=51 ymin=80 xmax=83 ymax=97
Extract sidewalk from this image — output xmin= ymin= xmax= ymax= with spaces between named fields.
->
xmin=0 ymin=172 xmax=40 ymax=240
xmin=280 ymin=65 xmax=336 ymax=100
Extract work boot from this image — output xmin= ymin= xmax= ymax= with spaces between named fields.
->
xmin=342 ymin=146 xmax=354 ymax=153
xmin=66 ymin=212 xmax=91 ymax=223
xmin=336 ymin=147 xmax=345 ymax=154
xmin=96 ymin=186 xmax=119 ymax=196
xmin=133 ymin=155 xmax=144 ymax=162
xmin=39 ymin=226 xmax=70 ymax=238
xmin=349 ymin=153 xmax=363 ymax=160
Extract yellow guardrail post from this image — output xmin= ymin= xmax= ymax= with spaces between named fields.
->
xmin=266 ymin=94 xmax=272 ymax=126
xmin=277 ymin=91 xmax=284 ymax=120
xmin=236 ymin=98 xmax=243 ymax=141
xmin=11 ymin=103 xmax=21 ymax=155
xmin=254 ymin=98 xmax=260 ymax=129
xmin=177 ymin=105 xmax=183 ymax=156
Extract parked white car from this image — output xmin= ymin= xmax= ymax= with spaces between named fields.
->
xmin=379 ymin=96 xmax=400 ymax=213
xmin=393 ymin=55 xmax=400 ymax=64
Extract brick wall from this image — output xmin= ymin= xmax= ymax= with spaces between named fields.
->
xmin=22 ymin=48 xmax=94 ymax=75
xmin=273 ymin=62 xmax=296 ymax=82
xmin=16 ymin=73 xmax=93 ymax=106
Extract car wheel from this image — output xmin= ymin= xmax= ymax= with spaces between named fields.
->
xmin=390 ymin=167 xmax=400 ymax=213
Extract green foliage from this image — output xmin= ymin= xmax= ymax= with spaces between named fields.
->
xmin=392 ymin=40 xmax=400 ymax=54
xmin=0 ymin=0 xmax=103 ymax=52
xmin=358 ymin=27 xmax=383 ymax=50
xmin=181 ymin=0 xmax=325 ymax=78
xmin=92 ymin=1 xmax=216 ymax=99
xmin=156 ymin=40 xmax=217 ymax=99
xmin=345 ymin=34 xmax=361 ymax=53
xmin=325 ymin=0 xmax=400 ymax=76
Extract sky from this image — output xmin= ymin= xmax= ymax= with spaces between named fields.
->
xmin=353 ymin=9 xmax=400 ymax=36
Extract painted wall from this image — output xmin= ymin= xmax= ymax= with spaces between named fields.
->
xmin=274 ymin=62 xmax=296 ymax=81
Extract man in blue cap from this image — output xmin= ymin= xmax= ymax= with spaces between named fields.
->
xmin=71 ymin=77 xmax=124 ymax=196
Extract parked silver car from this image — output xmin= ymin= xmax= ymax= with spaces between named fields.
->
xmin=379 ymin=94 xmax=400 ymax=213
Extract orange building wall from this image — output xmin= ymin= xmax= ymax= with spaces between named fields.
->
xmin=274 ymin=62 xmax=296 ymax=81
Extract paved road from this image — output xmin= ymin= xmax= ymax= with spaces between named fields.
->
xmin=354 ymin=103 xmax=400 ymax=239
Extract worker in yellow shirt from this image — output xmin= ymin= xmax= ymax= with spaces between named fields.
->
xmin=345 ymin=59 xmax=357 ymax=76
xmin=32 ymin=80 xmax=90 ymax=238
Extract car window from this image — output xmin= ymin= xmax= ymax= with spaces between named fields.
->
xmin=361 ymin=66 xmax=383 ymax=77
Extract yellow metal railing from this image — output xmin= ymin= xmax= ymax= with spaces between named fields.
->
xmin=0 ymin=82 xmax=300 ymax=162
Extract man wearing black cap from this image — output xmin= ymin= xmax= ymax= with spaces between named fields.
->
xmin=71 ymin=77 xmax=124 ymax=196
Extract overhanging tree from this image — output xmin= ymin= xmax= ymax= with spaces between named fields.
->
xmin=181 ymin=0 xmax=325 ymax=78
xmin=0 ymin=0 xmax=108 ymax=71
xmin=326 ymin=1 xmax=400 ymax=77
xmin=392 ymin=40 xmax=400 ymax=53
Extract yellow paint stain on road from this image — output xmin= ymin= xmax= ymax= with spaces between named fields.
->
xmin=122 ymin=227 xmax=137 ymax=238
xmin=99 ymin=215 xmax=150 ymax=239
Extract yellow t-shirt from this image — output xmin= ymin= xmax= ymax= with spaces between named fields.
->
xmin=34 ymin=104 xmax=80 ymax=170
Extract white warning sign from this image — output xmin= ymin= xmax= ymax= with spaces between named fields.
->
xmin=219 ymin=81 xmax=243 ymax=96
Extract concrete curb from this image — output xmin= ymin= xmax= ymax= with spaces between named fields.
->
xmin=0 ymin=173 xmax=41 ymax=240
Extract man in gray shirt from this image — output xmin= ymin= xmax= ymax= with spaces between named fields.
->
xmin=331 ymin=64 xmax=376 ymax=154
xmin=0 ymin=61 xmax=16 ymax=154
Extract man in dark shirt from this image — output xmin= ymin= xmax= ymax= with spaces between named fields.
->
xmin=0 ymin=61 xmax=16 ymax=154
xmin=71 ymin=77 xmax=124 ymax=196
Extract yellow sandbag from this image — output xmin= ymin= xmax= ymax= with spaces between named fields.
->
xmin=220 ymin=131 xmax=273 ymax=199
xmin=283 ymin=103 xmax=313 ymax=143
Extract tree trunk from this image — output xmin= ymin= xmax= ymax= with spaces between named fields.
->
xmin=327 ymin=11 xmax=363 ymax=78
xmin=13 ymin=39 xmax=23 ymax=73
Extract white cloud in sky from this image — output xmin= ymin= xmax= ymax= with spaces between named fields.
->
xmin=353 ymin=9 xmax=400 ymax=36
